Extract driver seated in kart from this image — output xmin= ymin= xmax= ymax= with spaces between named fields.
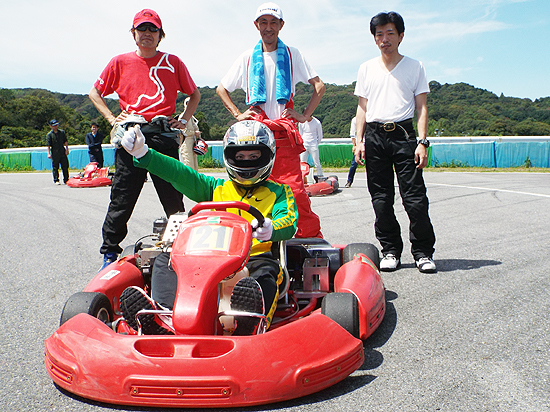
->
xmin=118 ymin=120 xmax=298 ymax=335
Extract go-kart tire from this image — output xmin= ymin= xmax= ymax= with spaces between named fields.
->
xmin=60 ymin=292 xmax=113 ymax=326
xmin=321 ymin=292 xmax=360 ymax=339
xmin=342 ymin=242 xmax=380 ymax=270
xmin=327 ymin=176 xmax=339 ymax=190
xmin=120 ymin=244 xmax=136 ymax=258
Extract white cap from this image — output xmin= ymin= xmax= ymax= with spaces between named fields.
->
xmin=255 ymin=2 xmax=283 ymax=21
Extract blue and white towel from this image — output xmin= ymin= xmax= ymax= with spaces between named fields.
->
xmin=247 ymin=39 xmax=292 ymax=106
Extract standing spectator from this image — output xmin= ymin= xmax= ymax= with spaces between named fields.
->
xmin=89 ymin=8 xmax=200 ymax=270
xmin=345 ymin=116 xmax=363 ymax=187
xmin=354 ymin=11 xmax=436 ymax=273
xmin=46 ymin=119 xmax=69 ymax=185
xmin=178 ymin=97 xmax=200 ymax=171
xmin=299 ymin=116 xmax=323 ymax=183
xmin=85 ymin=122 xmax=105 ymax=167
xmin=216 ymin=2 xmax=325 ymax=239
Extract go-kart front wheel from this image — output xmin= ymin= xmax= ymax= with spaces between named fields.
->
xmin=321 ymin=292 xmax=360 ymax=339
xmin=342 ymin=243 xmax=380 ymax=270
xmin=60 ymin=292 xmax=113 ymax=326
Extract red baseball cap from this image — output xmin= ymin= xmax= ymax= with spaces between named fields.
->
xmin=133 ymin=9 xmax=162 ymax=29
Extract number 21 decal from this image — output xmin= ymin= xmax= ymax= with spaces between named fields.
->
xmin=189 ymin=225 xmax=231 ymax=251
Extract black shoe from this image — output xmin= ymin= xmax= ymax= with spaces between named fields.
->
xmin=230 ymin=277 xmax=264 ymax=336
xmin=119 ymin=286 xmax=173 ymax=335
xmin=344 ymin=181 xmax=352 ymax=188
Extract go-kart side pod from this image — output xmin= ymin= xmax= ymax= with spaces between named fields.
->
xmin=334 ymin=251 xmax=385 ymax=340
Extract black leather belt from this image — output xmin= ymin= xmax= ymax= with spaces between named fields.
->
xmin=367 ymin=119 xmax=413 ymax=133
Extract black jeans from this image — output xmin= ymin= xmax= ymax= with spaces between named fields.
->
xmin=51 ymin=155 xmax=69 ymax=183
xmin=89 ymin=146 xmax=104 ymax=168
xmin=364 ymin=121 xmax=435 ymax=260
xmin=100 ymin=131 xmax=184 ymax=255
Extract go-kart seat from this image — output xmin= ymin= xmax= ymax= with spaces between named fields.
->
xmin=285 ymin=238 xmax=341 ymax=280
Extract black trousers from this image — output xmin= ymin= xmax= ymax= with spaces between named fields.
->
xmin=151 ymin=252 xmax=279 ymax=314
xmin=51 ymin=155 xmax=69 ymax=183
xmin=89 ymin=147 xmax=104 ymax=168
xmin=364 ymin=121 xmax=435 ymax=260
xmin=100 ymin=132 xmax=184 ymax=255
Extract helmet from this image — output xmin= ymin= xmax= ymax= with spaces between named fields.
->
xmin=193 ymin=139 xmax=208 ymax=155
xmin=223 ymin=120 xmax=276 ymax=188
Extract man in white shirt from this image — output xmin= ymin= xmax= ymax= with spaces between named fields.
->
xmin=217 ymin=2 xmax=325 ymax=239
xmin=299 ymin=116 xmax=323 ymax=182
xmin=354 ymin=11 xmax=436 ymax=273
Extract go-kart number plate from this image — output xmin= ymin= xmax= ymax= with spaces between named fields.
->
xmin=188 ymin=225 xmax=232 ymax=252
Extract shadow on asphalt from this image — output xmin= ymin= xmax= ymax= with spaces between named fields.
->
xmin=399 ymin=259 xmax=502 ymax=272
xmin=433 ymin=258 xmax=502 ymax=272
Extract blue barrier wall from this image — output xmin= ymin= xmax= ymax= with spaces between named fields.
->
xmin=30 ymin=148 xmax=116 ymax=170
xmin=431 ymin=141 xmax=550 ymax=168
xmin=495 ymin=141 xmax=550 ymax=168
xmin=432 ymin=142 xmax=496 ymax=167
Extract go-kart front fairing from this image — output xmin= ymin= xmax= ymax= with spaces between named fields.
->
xmin=45 ymin=201 xmax=385 ymax=408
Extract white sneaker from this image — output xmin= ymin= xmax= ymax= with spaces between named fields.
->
xmin=380 ymin=254 xmax=400 ymax=272
xmin=416 ymin=257 xmax=437 ymax=273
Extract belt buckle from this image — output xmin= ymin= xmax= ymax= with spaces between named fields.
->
xmin=383 ymin=122 xmax=396 ymax=132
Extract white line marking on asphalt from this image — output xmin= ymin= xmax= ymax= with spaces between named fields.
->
xmin=428 ymin=183 xmax=550 ymax=199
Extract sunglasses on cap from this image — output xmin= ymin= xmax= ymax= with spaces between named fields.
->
xmin=135 ymin=24 xmax=160 ymax=32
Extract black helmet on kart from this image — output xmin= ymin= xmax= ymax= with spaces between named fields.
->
xmin=223 ymin=120 xmax=276 ymax=188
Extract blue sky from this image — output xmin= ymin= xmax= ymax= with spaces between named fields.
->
xmin=3 ymin=0 xmax=548 ymax=100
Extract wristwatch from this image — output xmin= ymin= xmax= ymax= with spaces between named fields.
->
xmin=179 ymin=118 xmax=188 ymax=126
xmin=418 ymin=138 xmax=430 ymax=148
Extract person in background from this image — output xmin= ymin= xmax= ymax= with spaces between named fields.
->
xmin=178 ymin=97 xmax=201 ymax=171
xmin=216 ymin=2 xmax=325 ymax=239
xmin=299 ymin=116 xmax=324 ymax=183
xmin=46 ymin=119 xmax=69 ymax=185
xmin=85 ymin=122 xmax=105 ymax=167
xmin=354 ymin=11 xmax=436 ymax=273
xmin=89 ymin=8 xmax=200 ymax=270
xmin=345 ymin=116 xmax=362 ymax=188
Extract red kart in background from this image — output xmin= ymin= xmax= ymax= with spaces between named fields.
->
xmin=66 ymin=162 xmax=113 ymax=188
xmin=44 ymin=201 xmax=385 ymax=408
xmin=300 ymin=162 xmax=339 ymax=196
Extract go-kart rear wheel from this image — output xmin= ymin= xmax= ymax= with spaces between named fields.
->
xmin=342 ymin=243 xmax=380 ymax=270
xmin=321 ymin=292 xmax=360 ymax=338
xmin=60 ymin=292 xmax=113 ymax=326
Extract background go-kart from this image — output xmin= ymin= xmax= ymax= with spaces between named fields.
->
xmin=1 ymin=170 xmax=549 ymax=412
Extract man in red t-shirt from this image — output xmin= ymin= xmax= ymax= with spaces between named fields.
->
xmin=89 ymin=9 xmax=200 ymax=270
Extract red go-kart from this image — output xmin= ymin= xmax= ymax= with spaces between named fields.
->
xmin=300 ymin=162 xmax=339 ymax=196
xmin=66 ymin=162 xmax=113 ymax=188
xmin=44 ymin=201 xmax=385 ymax=408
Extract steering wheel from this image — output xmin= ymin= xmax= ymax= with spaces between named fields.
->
xmin=188 ymin=201 xmax=265 ymax=227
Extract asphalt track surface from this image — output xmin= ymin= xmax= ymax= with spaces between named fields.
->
xmin=1 ymin=170 xmax=549 ymax=412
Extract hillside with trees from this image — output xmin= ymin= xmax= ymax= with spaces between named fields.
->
xmin=1 ymin=82 xmax=550 ymax=149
